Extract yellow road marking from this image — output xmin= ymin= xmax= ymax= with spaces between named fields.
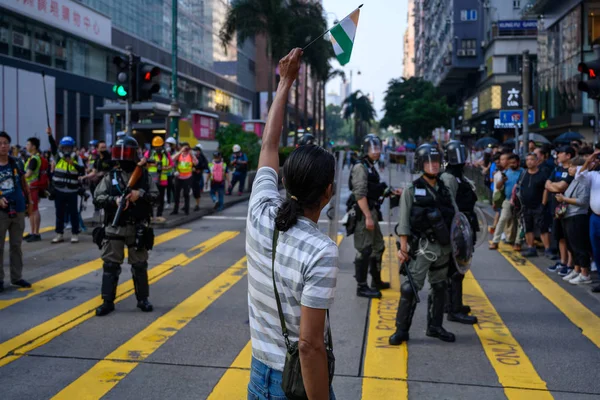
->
xmin=53 ymin=256 xmax=248 ymax=399
xmin=498 ymin=243 xmax=600 ymax=348
xmin=0 ymin=231 xmax=239 ymax=368
xmin=0 ymin=229 xmax=190 ymax=311
xmin=463 ymin=271 xmax=553 ymax=399
xmin=6 ymin=226 xmax=56 ymax=241
xmin=361 ymin=242 xmax=408 ymax=399
xmin=206 ymin=233 xmax=345 ymax=398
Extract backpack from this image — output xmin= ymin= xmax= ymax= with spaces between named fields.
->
xmin=211 ymin=162 xmax=224 ymax=183
xmin=35 ymin=155 xmax=50 ymax=196
xmin=510 ymin=170 xmax=525 ymax=213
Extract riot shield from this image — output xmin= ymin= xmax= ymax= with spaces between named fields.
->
xmin=450 ymin=212 xmax=474 ymax=274
xmin=473 ymin=205 xmax=489 ymax=248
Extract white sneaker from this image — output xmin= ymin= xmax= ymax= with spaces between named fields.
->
xmin=51 ymin=234 xmax=64 ymax=244
xmin=71 ymin=235 xmax=79 ymax=243
xmin=563 ymin=270 xmax=579 ymax=281
xmin=569 ymin=274 xmax=592 ymax=285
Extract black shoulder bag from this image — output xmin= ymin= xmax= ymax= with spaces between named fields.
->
xmin=271 ymin=229 xmax=335 ymax=400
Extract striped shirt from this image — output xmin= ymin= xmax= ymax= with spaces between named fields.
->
xmin=246 ymin=167 xmax=338 ymax=371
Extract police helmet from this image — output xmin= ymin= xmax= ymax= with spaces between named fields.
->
xmin=298 ymin=134 xmax=316 ymax=146
xmin=59 ymin=136 xmax=76 ymax=148
xmin=362 ymin=134 xmax=382 ymax=156
xmin=444 ymin=140 xmax=468 ymax=166
xmin=232 ymin=144 xmax=241 ymax=153
xmin=415 ymin=143 xmax=442 ymax=173
xmin=111 ymin=135 xmax=139 ymax=162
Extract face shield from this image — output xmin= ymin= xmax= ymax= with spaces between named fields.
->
xmin=420 ymin=151 xmax=442 ymax=176
xmin=366 ymin=140 xmax=382 ymax=161
xmin=111 ymin=143 xmax=137 ymax=162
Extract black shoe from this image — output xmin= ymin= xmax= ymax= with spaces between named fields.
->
xmin=0 ymin=281 xmax=4 ymax=293
xmin=372 ymin=281 xmax=391 ymax=290
xmin=213 ymin=202 xmax=219 ymax=210
xmin=369 ymin=258 xmax=390 ymax=290
xmin=448 ymin=312 xmax=478 ymax=325
xmin=592 ymin=284 xmax=600 ymax=293
xmin=357 ymin=284 xmax=382 ymax=299
xmin=96 ymin=301 xmax=115 ymax=316
xmin=426 ymin=326 xmax=456 ymax=342
xmin=194 ymin=205 xmax=200 ymax=212
xmin=137 ymin=299 xmax=153 ymax=312
xmin=12 ymin=279 xmax=31 ymax=288
xmin=389 ymin=330 xmax=409 ymax=345
xmin=170 ymin=211 xmax=178 ymax=215
xmin=459 ymin=305 xmax=471 ymax=314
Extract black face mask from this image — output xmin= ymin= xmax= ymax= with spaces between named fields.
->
xmin=119 ymin=161 xmax=136 ymax=173
xmin=101 ymin=150 xmax=110 ymax=159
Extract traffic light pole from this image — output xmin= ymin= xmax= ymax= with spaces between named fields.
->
xmin=522 ymin=50 xmax=530 ymax=158
xmin=126 ymin=45 xmax=133 ymax=134
xmin=168 ymin=0 xmax=180 ymax=142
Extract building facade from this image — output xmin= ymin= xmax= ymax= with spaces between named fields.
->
xmin=403 ymin=0 xmax=416 ymax=79
xmin=0 ymin=0 xmax=255 ymax=147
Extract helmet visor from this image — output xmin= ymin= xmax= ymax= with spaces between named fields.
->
xmin=112 ymin=144 xmax=137 ymax=161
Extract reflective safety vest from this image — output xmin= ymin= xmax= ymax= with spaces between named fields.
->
xmin=53 ymin=158 xmax=80 ymax=192
xmin=147 ymin=152 xmax=171 ymax=186
xmin=25 ymin=154 xmax=41 ymax=185
xmin=177 ymin=153 xmax=193 ymax=179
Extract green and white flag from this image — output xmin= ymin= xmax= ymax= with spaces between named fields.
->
xmin=330 ymin=8 xmax=361 ymax=66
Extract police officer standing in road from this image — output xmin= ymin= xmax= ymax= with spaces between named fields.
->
xmin=440 ymin=140 xmax=478 ymax=325
xmin=93 ymin=135 xmax=158 ymax=316
xmin=389 ymin=144 xmax=457 ymax=345
xmin=350 ymin=134 xmax=401 ymax=298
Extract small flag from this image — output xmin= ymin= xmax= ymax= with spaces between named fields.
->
xmin=330 ymin=8 xmax=360 ymax=66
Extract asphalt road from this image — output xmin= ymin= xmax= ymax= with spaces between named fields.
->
xmin=1 ymin=166 xmax=599 ymax=399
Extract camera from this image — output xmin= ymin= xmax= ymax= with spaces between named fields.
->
xmin=6 ymin=198 xmax=16 ymax=218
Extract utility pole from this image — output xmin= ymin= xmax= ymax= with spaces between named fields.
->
xmin=522 ymin=50 xmax=530 ymax=157
xmin=168 ymin=0 xmax=180 ymax=142
xmin=126 ymin=45 xmax=133 ymax=134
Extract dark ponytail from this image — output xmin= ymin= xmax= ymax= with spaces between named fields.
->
xmin=275 ymin=145 xmax=335 ymax=232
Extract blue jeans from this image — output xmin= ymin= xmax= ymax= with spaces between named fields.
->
xmin=589 ymin=213 xmax=600 ymax=268
xmin=230 ymin=171 xmax=248 ymax=193
xmin=210 ymin=183 xmax=225 ymax=210
xmin=248 ymin=357 xmax=336 ymax=400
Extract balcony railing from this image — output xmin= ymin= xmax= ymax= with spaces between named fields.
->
xmin=490 ymin=20 xmax=538 ymax=40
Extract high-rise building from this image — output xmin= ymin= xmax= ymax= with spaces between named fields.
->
xmin=403 ymin=0 xmax=416 ymax=79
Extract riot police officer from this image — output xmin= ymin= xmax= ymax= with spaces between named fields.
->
xmin=350 ymin=134 xmax=399 ymax=298
xmin=440 ymin=140 xmax=478 ymax=325
xmin=389 ymin=144 xmax=456 ymax=345
xmin=93 ymin=135 xmax=159 ymax=316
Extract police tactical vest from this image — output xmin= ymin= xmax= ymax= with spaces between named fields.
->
xmin=448 ymin=170 xmax=478 ymax=213
xmin=348 ymin=159 xmax=385 ymax=207
xmin=409 ymin=176 xmax=455 ymax=237
xmin=104 ymin=169 xmax=152 ymax=226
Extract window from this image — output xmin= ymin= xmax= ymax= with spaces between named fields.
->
xmin=461 ymin=39 xmax=476 ymax=49
xmin=513 ymin=1 xmax=521 ymax=9
xmin=507 ymin=55 xmax=522 ymax=74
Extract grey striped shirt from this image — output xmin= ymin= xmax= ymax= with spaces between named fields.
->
xmin=246 ymin=167 xmax=338 ymax=371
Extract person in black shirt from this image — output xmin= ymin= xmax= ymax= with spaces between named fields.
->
xmin=192 ymin=144 xmax=209 ymax=211
xmin=519 ymin=153 xmax=551 ymax=257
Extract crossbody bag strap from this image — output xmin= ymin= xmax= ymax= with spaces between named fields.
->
xmin=271 ymin=229 xmax=334 ymax=351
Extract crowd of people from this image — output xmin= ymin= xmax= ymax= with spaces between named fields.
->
xmin=0 ymin=127 xmax=250 ymax=293
xmin=478 ymin=140 xmax=600 ymax=293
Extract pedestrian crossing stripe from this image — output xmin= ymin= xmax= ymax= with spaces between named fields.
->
xmin=497 ymin=243 xmax=600 ymax=349
xmin=361 ymin=239 xmax=408 ymax=399
xmin=463 ymin=271 xmax=553 ymax=399
xmin=0 ymin=231 xmax=239 ymax=368
xmin=52 ymin=256 xmax=248 ymax=400
xmin=0 ymin=229 xmax=191 ymax=311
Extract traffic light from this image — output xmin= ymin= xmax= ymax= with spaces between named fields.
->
xmin=578 ymin=59 xmax=600 ymax=99
xmin=112 ymin=55 xmax=129 ymax=100
xmin=136 ymin=63 xmax=161 ymax=102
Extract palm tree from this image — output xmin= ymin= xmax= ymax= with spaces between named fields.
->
xmin=343 ymin=91 xmax=376 ymax=145
xmin=220 ymin=0 xmax=291 ymax=109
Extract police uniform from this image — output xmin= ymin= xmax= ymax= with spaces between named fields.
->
xmin=350 ymin=135 xmax=390 ymax=298
xmin=390 ymin=144 xmax=456 ymax=345
xmin=93 ymin=136 xmax=159 ymax=316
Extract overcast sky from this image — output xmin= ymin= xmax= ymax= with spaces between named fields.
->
xmin=322 ymin=0 xmax=408 ymax=119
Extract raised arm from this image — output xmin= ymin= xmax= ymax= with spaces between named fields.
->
xmin=258 ymin=48 xmax=303 ymax=171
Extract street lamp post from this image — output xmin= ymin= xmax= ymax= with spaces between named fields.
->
xmin=169 ymin=0 xmax=180 ymax=142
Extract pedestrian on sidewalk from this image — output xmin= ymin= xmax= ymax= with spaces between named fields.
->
xmin=489 ymin=153 xmax=522 ymax=250
xmin=93 ymin=135 xmax=158 ymax=316
xmin=574 ymin=147 xmax=600 ymax=293
xmin=556 ymin=157 xmax=592 ymax=285
xmin=192 ymin=144 xmax=208 ymax=211
xmin=171 ymin=142 xmax=197 ymax=216
xmin=47 ymin=127 xmax=85 ymax=244
xmin=545 ymin=146 xmax=575 ymax=275
xmin=24 ymin=137 xmax=43 ymax=242
xmin=145 ymin=136 xmax=173 ymax=220
xmin=164 ymin=137 xmax=177 ymax=209
xmin=206 ymin=151 xmax=229 ymax=211
xmin=0 ymin=131 xmax=32 ymax=292
xmin=228 ymin=144 xmax=248 ymax=196
xmin=246 ymin=48 xmax=338 ymax=400
xmin=518 ymin=153 xmax=552 ymax=257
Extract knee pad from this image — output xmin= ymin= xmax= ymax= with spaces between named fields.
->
xmin=400 ymin=282 xmax=415 ymax=298
xmin=131 ymin=261 xmax=149 ymax=271
xmin=103 ymin=262 xmax=121 ymax=274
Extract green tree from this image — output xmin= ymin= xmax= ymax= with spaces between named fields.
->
xmin=216 ymin=125 xmax=261 ymax=170
xmin=319 ymin=64 xmax=345 ymax=145
xmin=326 ymin=104 xmax=354 ymax=143
xmin=381 ymin=77 xmax=456 ymax=140
xmin=343 ymin=90 xmax=376 ymax=145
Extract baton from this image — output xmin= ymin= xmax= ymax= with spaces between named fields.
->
xmin=41 ymin=71 xmax=51 ymax=130
xmin=394 ymin=229 xmax=420 ymax=303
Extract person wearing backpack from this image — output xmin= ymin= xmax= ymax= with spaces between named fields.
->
xmin=0 ymin=131 xmax=32 ymax=292
xmin=24 ymin=137 xmax=44 ymax=242
xmin=171 ymin=142 xmax=198 ymax=216
xmin=192 ymin=144 xmax=209 ymax=211
xmin=206 ymin=151 xmax=229 ymax=211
